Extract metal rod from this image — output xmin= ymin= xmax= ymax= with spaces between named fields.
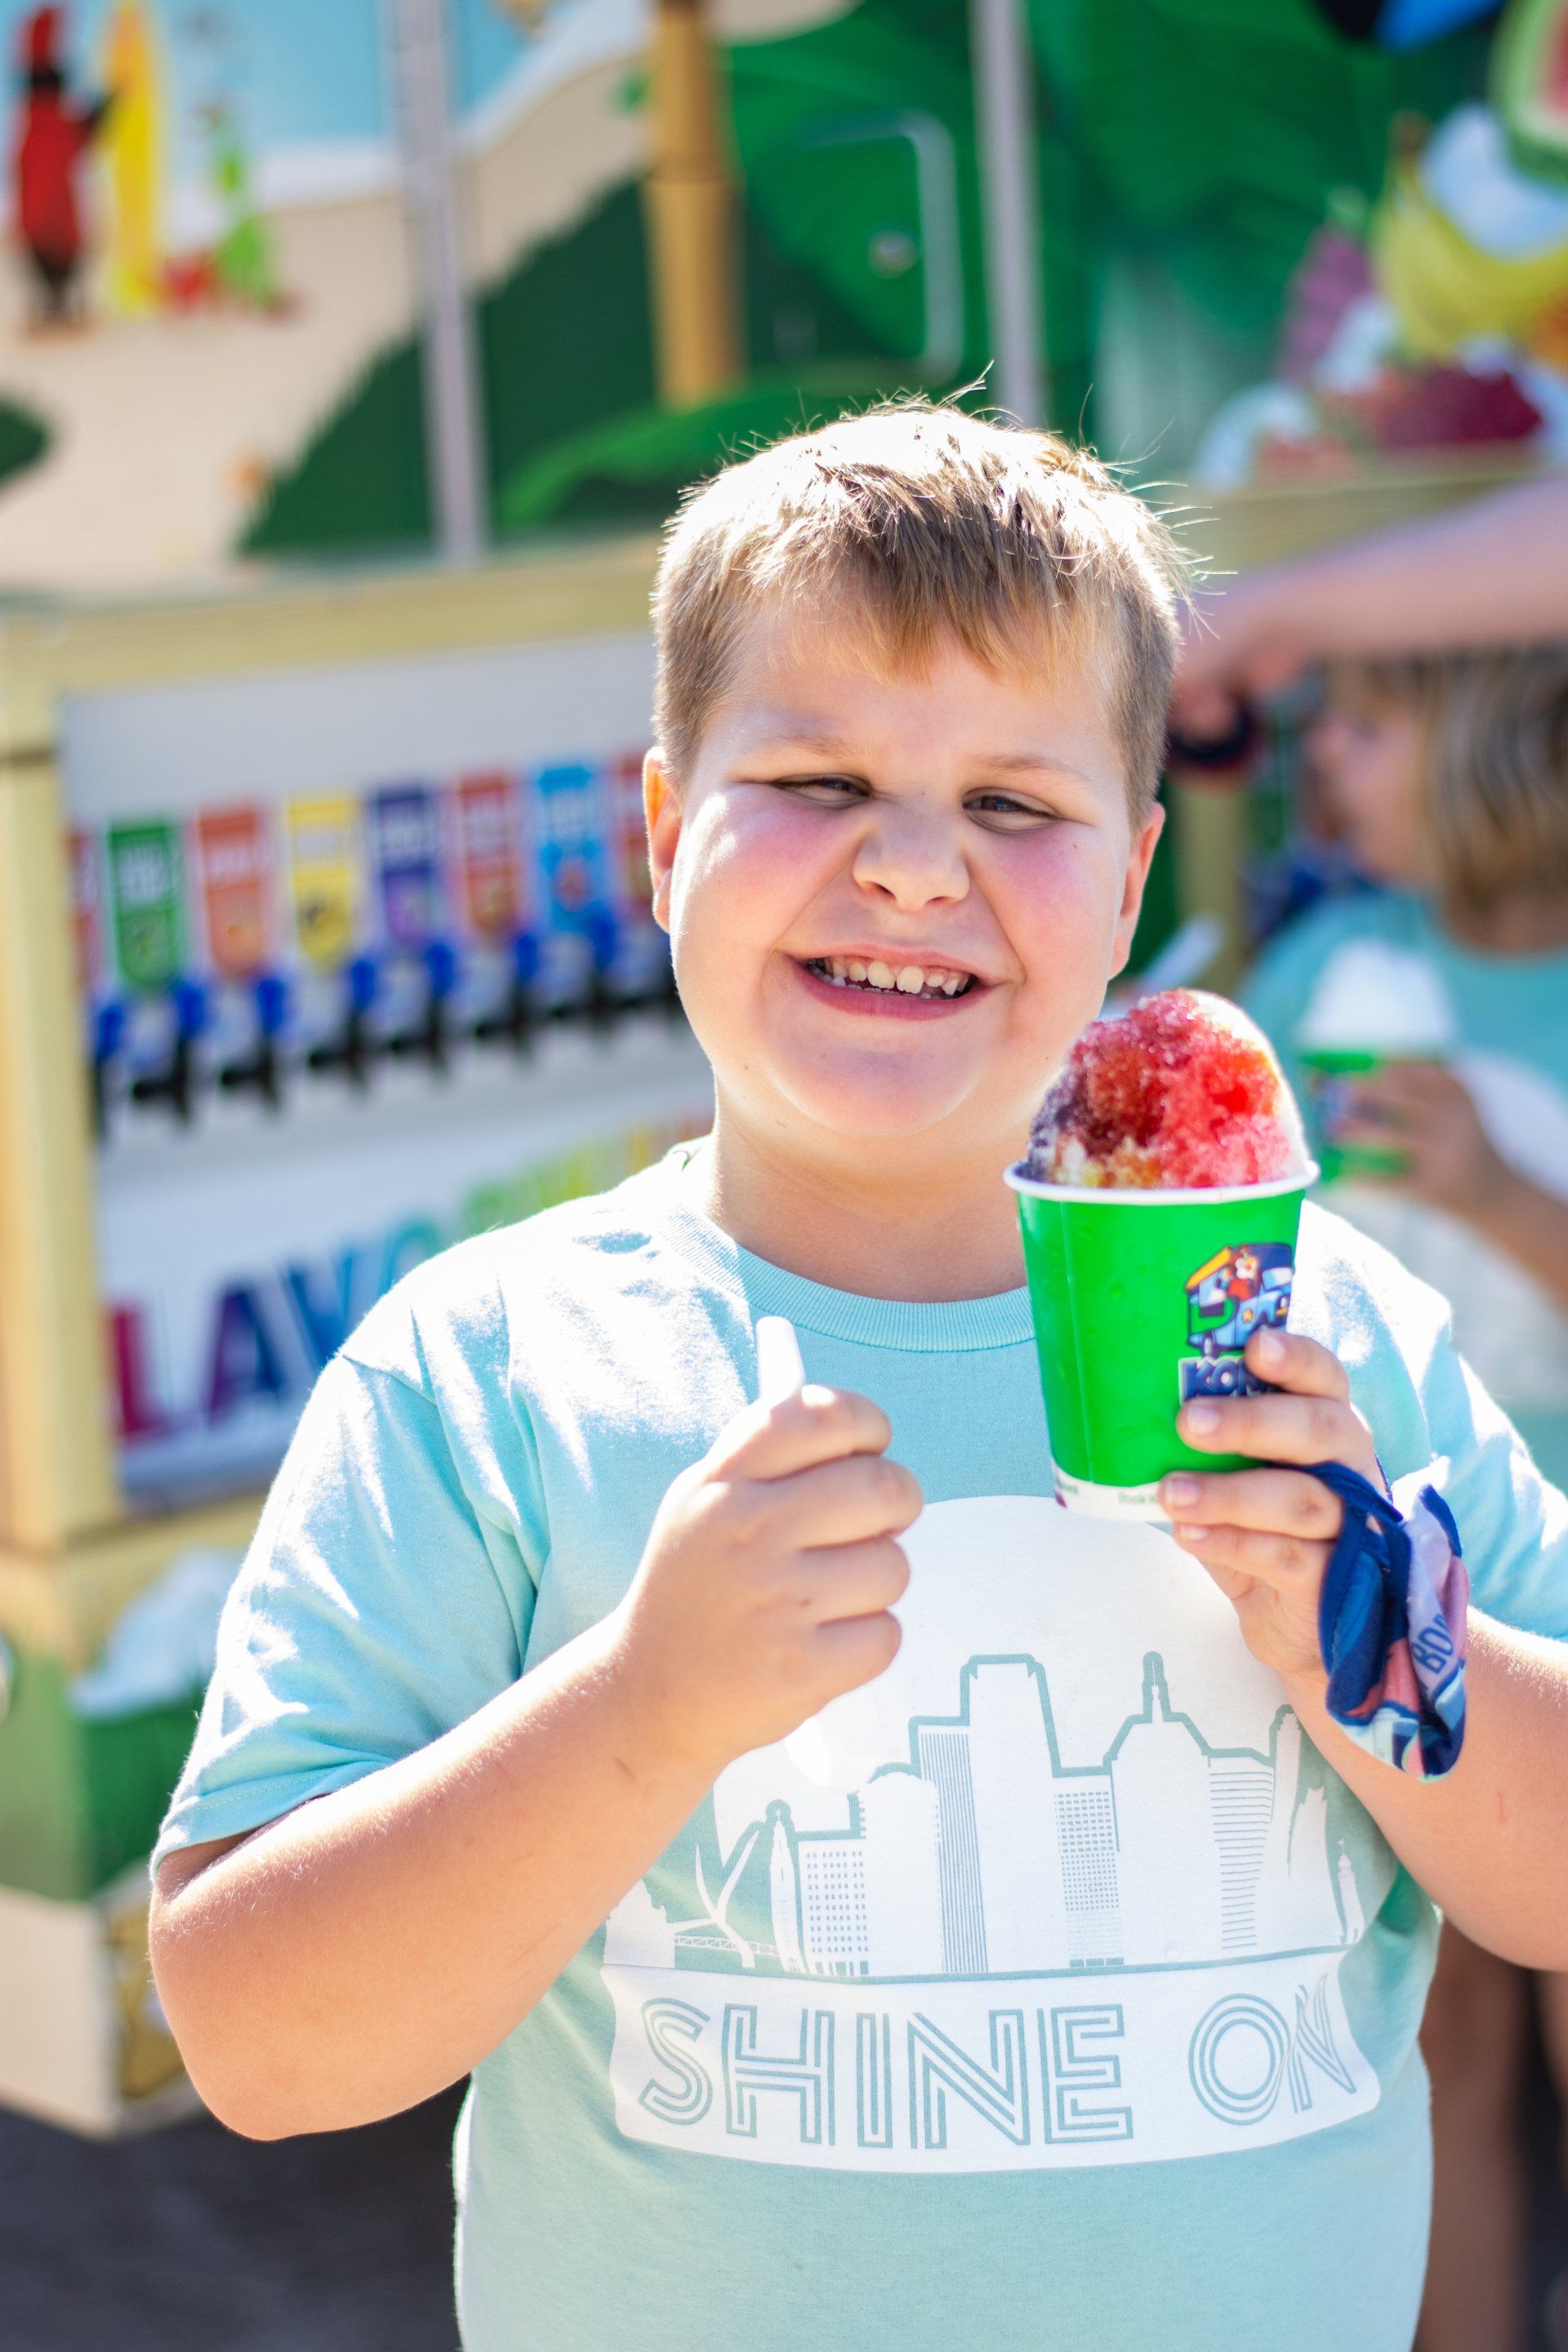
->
xmin=969 ymin=0 xmax=1045 ymax=426
xmin=384 ymin=0 xmax=487 ymax=557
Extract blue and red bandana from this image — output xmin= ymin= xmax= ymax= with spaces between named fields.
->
xmin=1312 ymin=1461 xmax=1468 ymax=1780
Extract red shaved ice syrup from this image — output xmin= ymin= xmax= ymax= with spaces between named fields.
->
xmin=1027 ymin=989 xmax=1309 ymax=1192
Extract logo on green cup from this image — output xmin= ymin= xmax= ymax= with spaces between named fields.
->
xmin=1179 ymin=1241 xmax=1294 ymax=1402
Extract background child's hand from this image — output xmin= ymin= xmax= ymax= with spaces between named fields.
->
xmin=1339 ymin=1060 xmax=1507 ymax=1219
xmin=613 ymin=1386 xmax=920 ymax=1779
xmin=1158 ymin=1330 xmax=1382 ymax=1686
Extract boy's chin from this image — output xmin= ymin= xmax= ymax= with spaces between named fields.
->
xmin=780 ymin=1068 xmax=1002 ymax=1152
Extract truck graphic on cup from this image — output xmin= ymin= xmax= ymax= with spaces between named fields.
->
xmin=1179 ymin=1242 xmax=1295 ymax=1401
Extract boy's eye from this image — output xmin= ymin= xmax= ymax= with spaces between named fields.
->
xmin=771 ymin=774 xmax=868 ymax=804
xmin=965 ymin=791 xmax=1055 ymax=830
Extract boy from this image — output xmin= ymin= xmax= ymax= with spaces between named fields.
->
xmin=151 ymin=406 xmax=1568 ymax=2352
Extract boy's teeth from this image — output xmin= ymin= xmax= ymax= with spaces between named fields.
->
xmin=815 ymin=956 xmax=970 ymax=997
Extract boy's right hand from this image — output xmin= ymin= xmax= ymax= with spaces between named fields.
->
xmin=611 ymin=1386 xmax=920 ymax=1779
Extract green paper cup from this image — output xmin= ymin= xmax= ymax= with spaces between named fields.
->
xmin=1298 ymin=1048 xmax=1408 ymax=1181
xmin=1005 ymin=1162 xmax=1316 ymax=1523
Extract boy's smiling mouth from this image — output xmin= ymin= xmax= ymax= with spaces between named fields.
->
xmin=795 ymin=953 xmax=982 ymax=1014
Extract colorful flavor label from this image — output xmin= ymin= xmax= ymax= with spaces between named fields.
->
xmin=67 ymin=828 xmax=102 ymax=996
xmin=284 ymin=795 xmax=360 ymax=969
xmin=195 ymin=804 xmax=271 ymax=978
xmin=105 ymin=820 xmax=185 ymax=991
xmin=368 ymin=783 xmax=443 ymax=950
xmin=452 ymin=773 xmax=524 ymax=940
xmin=535 ymin=763 xmax=608 ymax=929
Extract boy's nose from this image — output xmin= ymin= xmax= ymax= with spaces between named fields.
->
xmin=849 ymin=804 xmax=969 ymax=909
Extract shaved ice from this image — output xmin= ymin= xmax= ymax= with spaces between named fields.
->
xmin=1027 ymin=989 xmax=1310 ymax=1192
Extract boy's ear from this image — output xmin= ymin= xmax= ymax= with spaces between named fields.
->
xmin=644 ymin=750 xmax=681 ymax=933
xmin=1108 ymin=801 xmax=1166 ymax=978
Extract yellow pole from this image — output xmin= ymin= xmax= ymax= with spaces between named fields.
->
xmin=644 ymin=0 xmax=742 ymax=408
xmin=0 ymin=733 xmax=121 ymax=1552
xmin=100 ymin=2 xmax=165 ymax=318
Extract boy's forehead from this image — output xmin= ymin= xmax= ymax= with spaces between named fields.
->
xmin=728 ymin=597 xmax=1109 ymax=724
xmin=714 ymin=603 xmax=1120 ymax=765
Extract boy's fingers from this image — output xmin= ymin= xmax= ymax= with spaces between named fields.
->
xmin=1170 ymin=1517 xmax=1325 ymax=1594
xmin=1159 ymin=1465 xmax=1341 ymax=1540
xmin=1242 ymin=1327 xmax=1349 ymax=1401
xmin=787 ymin=1537 xmax=911 ymax=1624
xmin=810 ymin=1608 xmax=903 ymax=1696
xmin=717 ymin=1386 xmax=892 ymax=1479
xmin=1178 ymin=1386 xmax=1378 ymax=1477
xmin=749 ymin=1451 xmax=923 ymax=1548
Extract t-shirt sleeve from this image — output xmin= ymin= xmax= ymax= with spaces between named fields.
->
xmin=1304 ymin=1206 xmax=1568 ymax=1644
xmin=154 ymin=1354 xmax=538 ymax=1869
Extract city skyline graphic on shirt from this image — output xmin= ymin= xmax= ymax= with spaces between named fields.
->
xmin=604 ymin=1650 xmax=1365 ymax=1984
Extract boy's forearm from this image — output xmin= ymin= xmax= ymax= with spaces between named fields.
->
xmin=151 ymin=1613 xmax=715 ymax=2139
xmin=1281 ymin=1612 xmax=1568 ymax=1968
xmin=1237 ymin=474 xmax=1568 ymax=670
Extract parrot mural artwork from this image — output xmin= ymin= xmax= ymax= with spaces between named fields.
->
xmin=10 ymin=4 xmax=113 ymax=327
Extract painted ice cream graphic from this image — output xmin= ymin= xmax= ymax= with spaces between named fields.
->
xmin=604 ymin=1495 xmax=1390 ymax=2173
xmin=1297 ymin=940 xmax=1457 ymax=1058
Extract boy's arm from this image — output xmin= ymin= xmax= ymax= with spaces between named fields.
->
xmin=1160 ymin=1328 xmax=1568 ymax=1970
xmin=151 ymin=1385 xmax=916 ymax=2139
xmin=1278 ymin=1615 xmax=1568 ymax=1967
xmin=1341 ymin=1060 xmax=1568 ymax=1315
xmin=1172 ymin=470 xmax=1568 ymax=736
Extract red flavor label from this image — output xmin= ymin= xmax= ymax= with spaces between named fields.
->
xmin=196 ymin=804 xmax=271 ymax=978
xmin=453 ymin=773 xmax=523 ymax=939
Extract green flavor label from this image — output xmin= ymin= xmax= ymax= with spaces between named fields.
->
xmin=107 ymin=821 xmax=185 ymax=991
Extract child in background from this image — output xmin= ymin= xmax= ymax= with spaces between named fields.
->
xmin=149 ymin=410 xmax=1568 ymax=2352
xmin=1243 ymin=648 xmax=1568 ymax=2352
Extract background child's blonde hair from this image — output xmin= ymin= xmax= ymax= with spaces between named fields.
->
xmin=653 ymin=401 xmax=1188 ymax=818
xmin=1330 ymin=648 xmax=1568 ymax=926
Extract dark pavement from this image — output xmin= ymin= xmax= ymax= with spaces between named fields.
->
xmin=0 ymin=2087 xmax=465 ymax=2352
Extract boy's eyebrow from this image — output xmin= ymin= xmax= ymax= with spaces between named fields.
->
xmin=739 ymin=720 xmax=1095 ymax=784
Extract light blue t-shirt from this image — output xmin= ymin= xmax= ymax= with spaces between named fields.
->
xmin=157 ymin=1147 xmax=1568 ymax=2352
xmin=1245 ymin=891 xmax=1568 ymax=1487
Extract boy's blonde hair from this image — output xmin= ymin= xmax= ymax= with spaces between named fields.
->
xmin=1332 ymin=649 xmax=1568 ymax=925
xmin=653 ymin=402 xmax=1187 ymax=817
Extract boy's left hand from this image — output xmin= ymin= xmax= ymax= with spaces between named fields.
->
xmin=1159 ymin=1328 xmax=1382 ymax=1687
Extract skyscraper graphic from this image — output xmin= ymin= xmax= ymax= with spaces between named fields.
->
xmin=965 ymin=1663 xmax=1071 ymax=1972
xmin=1253 ymin=1715 xmax=1339 ymax=1953
xmin=1054 ymin=1784 xmax=1121 ymax=1967
xmin=915 ymin=1726 xmax=987 ymax=1974
xmin=797 ymin=1841 xmax=868 ymax=1976
xmin=1110 ymin=1658 xmax=1224 ymax=1967
xmin=603 ymin=1646 xmax=1358 ymax=1980
xmin=768 ymin=1809 xmax=807 ymax=1976
xmin=1209 ymin=1757 xmax=1276 ymax=1952
xmin=1336 ymin=1846 xmax=1365 ymax=1944
xmin=860 ymin=1772 xmax=944 ymax=1977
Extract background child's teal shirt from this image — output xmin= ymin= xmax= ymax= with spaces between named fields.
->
xmin=1245 ymin=890 xmax=1568 ymax=1487
xmin=157 ymin=1149 xmax=1568 ymax=2352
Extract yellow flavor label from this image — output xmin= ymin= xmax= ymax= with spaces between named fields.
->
xmin=284 ymin=795 xmax=360 ymax=968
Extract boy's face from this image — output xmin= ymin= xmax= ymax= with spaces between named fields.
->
xmin=646 ymin=608 xmax=1162 ymax=1174
xmin=1307 ymin=694 xmax=1431 ymax=891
